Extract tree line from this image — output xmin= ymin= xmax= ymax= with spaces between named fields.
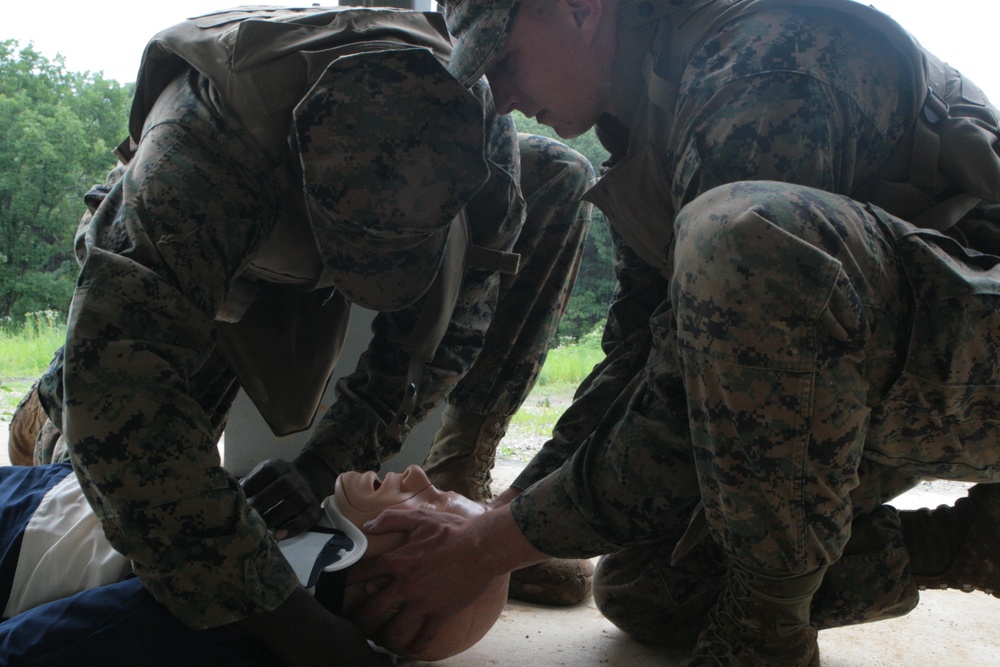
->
xmin=0 ymin=40 xmax=615 ymax=342
xmin=0 ymin=41 xmax=132 ymax=325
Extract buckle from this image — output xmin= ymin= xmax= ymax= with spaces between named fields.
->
xmin=922 ymin=86 xmax=949 ymax=125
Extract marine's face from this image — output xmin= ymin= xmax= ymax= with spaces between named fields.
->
xmin=486 ymin=0 xmax=611 ymax=138
xmin=336 ymin=465 xmax=484 ymax=520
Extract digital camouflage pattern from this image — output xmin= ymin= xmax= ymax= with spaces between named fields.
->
xmin=301 ymin=133 xmax=592 ymax=480
xmin=501 ymin=0 xmax=1000 ymax=643
xmin=295 ymin=46 xmax=490 ymax=312
xmin=63 ymin=70 xmax=295 ymax=629
xmin=446 ymin=133 xmax=594 ymax=419
xmin=24 ymin=7 xmax=594 ymax=630
xmin=446 ymin=0 xmax=520 ymax=87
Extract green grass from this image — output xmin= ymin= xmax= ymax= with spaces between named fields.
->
xmin=535 ymin=346 xmax=604 ymax=387
xmin=0 ymin=312 xmax=606 ymax=427
xmin=0 ymin=311 xmax=64 ymax=376
xmin=0 ymin=311 xmax=65 ymax=418
xmin=536 ymin=323 xmax=605 ymax=386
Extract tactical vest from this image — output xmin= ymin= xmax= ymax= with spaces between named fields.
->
xmin=115 ymin=6 xmax=519 ymax=438
xmin=600 ymin=0 xmax=1000 ymax=271
xmin=121 ymin=6 xmax=455 ymax=163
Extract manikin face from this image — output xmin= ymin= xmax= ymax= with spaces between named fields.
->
xmin=335 ymin=465 xmax=484 ymax=524
xmin=486 ymin=0 xmax=613 ymax=138
xmin=333 ymin=465 xmax=508 ymax=661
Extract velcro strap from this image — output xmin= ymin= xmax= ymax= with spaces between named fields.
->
xmin=113 ymin=136 xmax=137 ymax=165
xmin=466 ymin=245 xmax=520 ymax=274
xmin=215 ymin=275 xmax=259 ymax=324
xmin=911 ymin=192 xmax=981 ymax=233
xmin=909 ymin=53 xmax=950 ymax=192
xmin=909 ymin=113 xmax=942 ymax=192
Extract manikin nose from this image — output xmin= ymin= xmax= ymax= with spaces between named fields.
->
xmin=399 ymin=464 xmax=431 ymax=489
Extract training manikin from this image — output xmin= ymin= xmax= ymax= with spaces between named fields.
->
xmin=333 ymin=465 xmax=510 ymax=660
xmin=0 ymin=464 xmax=507 ymax=662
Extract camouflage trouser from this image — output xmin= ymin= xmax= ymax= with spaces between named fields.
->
xmin=592 ymin=181 xmax=1000 ymax=644
xmin=594 ymin=465 xmax=920 ymax=646
xmin=447 ymin=133 xmax=593 ymax=418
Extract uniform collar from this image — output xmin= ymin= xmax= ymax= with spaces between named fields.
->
xmin=618 ymin=0 xmax=719 ymax=28
xmin=602 ymin=0 xmax=741 ymax=153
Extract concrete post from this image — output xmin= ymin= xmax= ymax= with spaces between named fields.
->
xmin=223 ymin=307 xmax=444 ymax=476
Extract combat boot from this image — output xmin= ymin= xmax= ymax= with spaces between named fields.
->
xmin=681 ymin=565 xmax=824 ymax=667
xmin=508 ymin=557 xmax=596 ymax=606
xmin=901 ymin=482 xmax=1000 ymax=598
xmin=7 ymin=380 xmax=46 ymax=466
xmin=422 ymin=405 xmax=508 ymax=503
xmin=422 ymin=405 xmax=595 ymax=605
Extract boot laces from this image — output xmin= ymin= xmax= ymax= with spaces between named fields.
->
xmin=687 ymin=569 xmax=760 ymax=663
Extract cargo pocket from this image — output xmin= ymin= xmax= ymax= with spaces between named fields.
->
xmin=865 ymin=209 xmax=1000 ymax=480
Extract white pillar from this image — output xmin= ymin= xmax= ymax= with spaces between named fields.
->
xmin=223 ymin=307 xmax=442 ymax=476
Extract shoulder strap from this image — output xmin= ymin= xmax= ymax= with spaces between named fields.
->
xmin=384 ymin=214 xmax=519 ymax=441
xmin=756 ymin=0 xmax=999 ymax=231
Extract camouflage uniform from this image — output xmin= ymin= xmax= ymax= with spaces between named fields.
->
xmin=498 ymin=0 xmax=1000 ymax=645
xmin=27 ymin=6 xmax=592 ymax=631
xmin=445 ymin=133 xmax=593 ymax=420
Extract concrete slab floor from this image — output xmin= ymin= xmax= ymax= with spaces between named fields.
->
xmin=399 ymin=462 xmax=1000 ymax=667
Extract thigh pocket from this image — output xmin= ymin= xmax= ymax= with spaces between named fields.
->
xmin=866 ymin=217 xmax=1000 ymax=479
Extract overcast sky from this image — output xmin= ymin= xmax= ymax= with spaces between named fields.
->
xmin=3 ymin=1 xmax=999 ymax=100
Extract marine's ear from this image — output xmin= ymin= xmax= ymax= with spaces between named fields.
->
xmin=563 ymin=0 xmax=605 ymax=42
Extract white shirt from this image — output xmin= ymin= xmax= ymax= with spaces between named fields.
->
xmin=3 ymin=472 xmax=131 ymax=618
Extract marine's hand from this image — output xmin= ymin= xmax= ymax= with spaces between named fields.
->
xmin=349 ymin=508 xmax=486 ymax=654
xmin=348 ymin=504 xmax=547 ymax=656
xmin=490 ymin=486 xmax=522 ymax=508
xmin=238 ymin=587 xmax=393 ymax=667
xmin=240 ymin=450 xmax=335 ymax=540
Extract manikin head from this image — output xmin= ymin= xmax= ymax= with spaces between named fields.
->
xmin=333 ymin=465 xmax=509 ymax=661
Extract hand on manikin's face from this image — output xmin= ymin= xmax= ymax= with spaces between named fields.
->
xmin=332 ymin=465 xmax=508 ymax=661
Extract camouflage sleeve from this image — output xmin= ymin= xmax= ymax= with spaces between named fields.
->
xmin=302 ymin=99 xmax=524 ymax=473
xmin=509 ymin=7 xmax=918 ymax=554
xmin=668 ymin=7 xmax=914 ymax=206
xmin=442 ymin=133 xmax=594 ymax=418
xmin=62 ymin=72 xmax=299 ymax=630
xmin=513 ymin=225 xmax=663 ymax=489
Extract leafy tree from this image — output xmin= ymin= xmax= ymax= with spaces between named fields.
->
xmin=0 ymin=41 xmax=617 ymax=342
xmin=0 ymin=40 xmax=132 ymax=323
xmin=513 ymin=113 xmax=615 ymax=342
